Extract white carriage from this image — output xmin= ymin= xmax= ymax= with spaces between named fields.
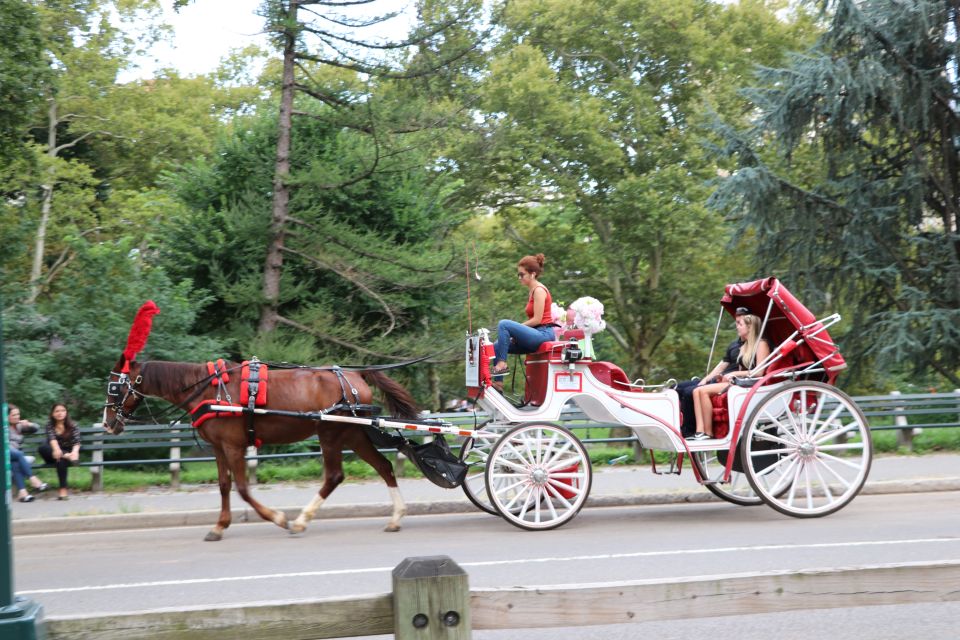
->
xmin=458 ymin=277 xmax=873 ymax=530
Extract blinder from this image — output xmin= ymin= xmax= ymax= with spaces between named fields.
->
xmin=105 ymin=371 xmax=144 ymax=425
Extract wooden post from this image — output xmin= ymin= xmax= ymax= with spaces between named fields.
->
xmin=393 ymin=556 xmax=470 ymax=640
xmin=169 ymin=425 xmax=181 ymax=490
xmin=246 ymin=445 xmax=258 ymax=485
xmin=91 ymin=430 xmax=104 ymax=493
xmin=891 ymin=390 xmax=913 ymax=451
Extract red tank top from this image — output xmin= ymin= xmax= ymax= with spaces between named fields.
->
xmin=525 ymin=285 xmax=553 ymax=325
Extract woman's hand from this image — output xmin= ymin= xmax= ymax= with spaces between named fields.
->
xmin=52 ymin=448 xmax=63 ymax=461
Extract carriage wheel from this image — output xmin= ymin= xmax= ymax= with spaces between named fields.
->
xmin=689 ymin=450 xmax=763 ymax=507
xmin=459 ymin=424 xmax=509 ymax=516
xmin=485 ymin=423 xmax=592 ymax=531
xmin=740 ymin=381 xmax=872 ymax=518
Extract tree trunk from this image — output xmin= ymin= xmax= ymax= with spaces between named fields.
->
xmin=259 ymin=0 xmax=298 ymax=333
xmin=27 ymin=98 xmax=59 ymax=305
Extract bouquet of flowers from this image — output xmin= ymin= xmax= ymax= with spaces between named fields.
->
xmin=569 ymin=296 xmax=606 ymax=335
xmin=550 ymin=302 xmax=568 ymax=327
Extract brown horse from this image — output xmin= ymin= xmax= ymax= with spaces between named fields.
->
xmin=101 ymin=357 xmax=419 ymax=541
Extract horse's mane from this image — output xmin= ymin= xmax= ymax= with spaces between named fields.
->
xmin=140 ymin=360 xmax=211 ymax=398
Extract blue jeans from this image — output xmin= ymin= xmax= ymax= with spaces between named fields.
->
xmin=10 ymin=448 xmax=34 ymax=491
xmin=494 ymin=320 xmax=555 ymax=376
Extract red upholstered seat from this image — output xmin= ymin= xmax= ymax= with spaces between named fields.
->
xmin=588 ymin=362 xmax=630 ymax=389
xmin=711 ymin=393 xmax=730 ymax=439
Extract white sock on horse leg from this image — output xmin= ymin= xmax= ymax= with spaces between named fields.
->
xmin=389 ymin=486 xmax=406 ymax=524
xmin=296 ymin=494 xmax=326 ymax=525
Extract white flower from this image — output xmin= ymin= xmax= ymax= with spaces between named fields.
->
xmin=569 ymin=296 xmax=606 ymax=335
xmin=551 ymin=302 xmax=567 ymax=326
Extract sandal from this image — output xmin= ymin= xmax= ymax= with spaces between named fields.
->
xmin=18 ymin=495 xmax=35 ymax=503
xmin=35 ymin=482 xmax=48 ymax=492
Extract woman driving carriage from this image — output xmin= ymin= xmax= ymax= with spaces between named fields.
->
xmin=687 ymin=307 xmax=770 ymax=441
xmin=490 ymin=253 xmax=558 ymax=391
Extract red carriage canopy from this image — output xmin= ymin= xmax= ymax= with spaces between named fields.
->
xmin=721 ymin=277 xmax=846 ymax=376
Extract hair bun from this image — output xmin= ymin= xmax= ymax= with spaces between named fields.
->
xmin=535 ymin=253 xmax=545 ymax=267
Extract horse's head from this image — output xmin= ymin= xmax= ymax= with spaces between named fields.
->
xmin=102 ymin=357 xmax=145 ymax=435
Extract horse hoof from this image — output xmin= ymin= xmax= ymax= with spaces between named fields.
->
xmin=204 ymin=532 xmax=223 ymax=542
xmin=384 ymin=523 xmax=401 ymax=533
xmin=290 ymin=521 xmax=306 ymax=534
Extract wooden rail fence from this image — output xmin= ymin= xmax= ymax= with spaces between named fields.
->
xmin=44 ymin=556 xmax=960 ymax=639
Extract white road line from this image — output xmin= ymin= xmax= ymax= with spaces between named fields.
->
xmin=18 ymin=537 xmax=960 ymax=595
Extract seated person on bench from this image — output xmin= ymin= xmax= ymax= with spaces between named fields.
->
xmin=686 ymin=308 xmax=770 ymax=441
xmin=491 ymin=253 xmax=558 ymax=390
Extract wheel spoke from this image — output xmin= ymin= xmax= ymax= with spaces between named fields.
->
xmin=814 ymin=420 xmax=861 ymax=445
xmin=750 ymin=446 xmax=796 ymax=457
xmin=756 ymin=451 xmax=798 ymax=478
xmin=808 ymin=403 xmax=846 ymax=442
xmin=769 ymin=455 xmax=801 ymax=495
xmin=816 ymin=450 xmax=866 ymax=471
xmin=543 ymin=441 xmax=576 ymax=470
xmin=813 ymin=454 xmax=854 ymax=490
xmin=544 ymin=480 xmax=581 ymax=509
xmin=751 ymin=429 xmax=796 ymax=448
xmin=761 ymin=410 xmax=801 ymax=444
xmin=811 ymin=459 xmax=835 ymax=502
xmin=784 ymin=458 xmax=805 ymax=507
xmin=817 ymin=442 xmax=866 ymax=452
xmin=503 ymin=439 xmax=535 ymax=468
xmin=546 ymin=478 xmax=583 ymax=500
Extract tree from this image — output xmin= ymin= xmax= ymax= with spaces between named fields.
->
xmin=18 ymin=0 xmax=164 ymax=303
xmin=255 ymin=0 xmax=485 ymax=338
xmin=0 ymin=0 xmax=47 ymax=165
xmin=709 ymin=0 xmax=960 ymax=386
xmin=458 ymin=0 xmax=814 ymax=377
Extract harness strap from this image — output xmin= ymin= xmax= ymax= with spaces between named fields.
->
xmin=242 ymin=357 xmax=265 ymax=448
xmin=331 ymin=366 xmax=361 ymax=416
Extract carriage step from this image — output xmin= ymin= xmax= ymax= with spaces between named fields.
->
xmin=651 ymin=453 xmax=684 ymax=476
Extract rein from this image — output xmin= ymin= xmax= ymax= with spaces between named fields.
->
xmin=263 ymin=345 xmax=456 ymax=372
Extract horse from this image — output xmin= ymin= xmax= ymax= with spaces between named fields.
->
xmin=101 ymin=356 xmax=419 ymax=541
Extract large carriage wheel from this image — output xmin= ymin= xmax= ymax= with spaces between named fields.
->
xmin=484 ymin=422 xmax=592 ymax=531
xmin=689 ymin=449 xmax=763 ymax=507
xmin=459 ymin=423 xmax=509 ymax=515
xmin=740 ymin=381 xmax=872 ymax=518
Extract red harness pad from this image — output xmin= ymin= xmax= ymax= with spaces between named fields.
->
xmin=190 ymin=399 xmax=242 ymax=428
xmin=206 ymin=359 xmax=230 ymax=385
xmin=240 ymin=360 xmax=268 ymax=406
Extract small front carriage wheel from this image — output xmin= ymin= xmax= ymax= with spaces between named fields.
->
xmin=485 ymin=422 xmax=592 ymax=531
xmin=459 ymin=423 xmax=509 ymax=516
xmin=740 ymin=381 xmax=872 ymax=518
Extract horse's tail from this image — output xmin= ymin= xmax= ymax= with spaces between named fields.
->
xmin=362 ymin=370 xmax=420 ymax=420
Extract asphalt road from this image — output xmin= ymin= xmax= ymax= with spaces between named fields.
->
xmin=15 ymin=490 xmax=960 ymax=631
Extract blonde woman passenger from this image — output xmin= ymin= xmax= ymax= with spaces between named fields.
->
xmin=688 ymin=308 xmax=770 ymax=441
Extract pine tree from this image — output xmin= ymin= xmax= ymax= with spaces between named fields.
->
xmin=710 ymin=0 xmax=960 ymax=386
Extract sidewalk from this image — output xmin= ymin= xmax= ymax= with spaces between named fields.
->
xmin=10 ymin=453 xmax=960 ymax=535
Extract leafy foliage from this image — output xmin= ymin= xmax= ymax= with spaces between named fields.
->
xmin=710 ymin=0 xmax=960 ymax=386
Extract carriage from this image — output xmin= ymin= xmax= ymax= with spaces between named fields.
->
xmin=102 ymin=277 xmax=871 ymax=540
xmin=456 ymin=277 xmax=873 ymax=530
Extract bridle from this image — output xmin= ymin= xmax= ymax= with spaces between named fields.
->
xmin=104 ymin=370 xmax=146 ymax=432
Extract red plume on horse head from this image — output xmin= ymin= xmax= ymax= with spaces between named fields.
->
xmin=121 ymin=300 xmax=161 ymax=373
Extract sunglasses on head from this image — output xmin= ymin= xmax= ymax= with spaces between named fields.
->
xmin=735 ymin=306 xmax=750 ymax=316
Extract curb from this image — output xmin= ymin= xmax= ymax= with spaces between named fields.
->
xmin=13 ymin=478 xmax=960 ymax=536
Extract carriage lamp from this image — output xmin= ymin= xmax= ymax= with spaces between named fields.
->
xmin=562 ymin=338 xmax=582 ymax=370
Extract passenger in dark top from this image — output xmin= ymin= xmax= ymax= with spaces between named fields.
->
xmin=685 ymin=309 xmax=770 ymax=440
